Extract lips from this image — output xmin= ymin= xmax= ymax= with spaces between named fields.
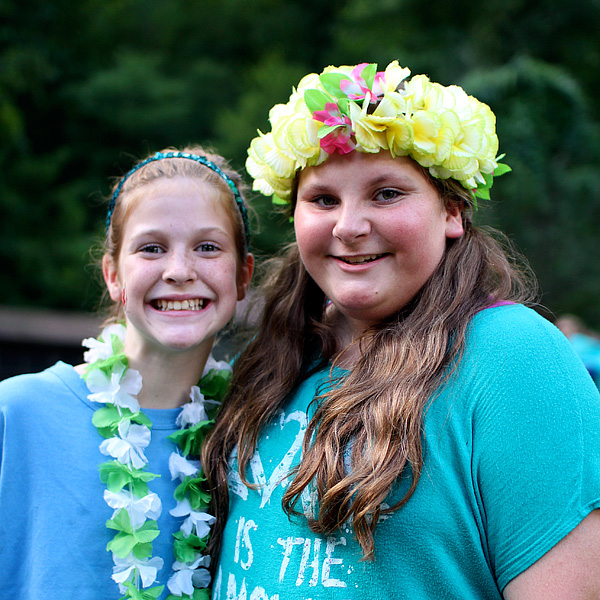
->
xmin=336 ymin=253 xmax=387 ymax=264
xmin=151 ymin=298 xmax=208 ymax=311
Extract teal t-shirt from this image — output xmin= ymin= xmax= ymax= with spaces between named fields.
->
xmin=213 ymin=305 xmax=600 ymax=599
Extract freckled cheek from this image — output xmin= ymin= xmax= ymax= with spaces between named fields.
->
xmin=202 ymin=261 xmax=240 ymax=290
xmin=119 ymin=261 xmax=158 ymax=286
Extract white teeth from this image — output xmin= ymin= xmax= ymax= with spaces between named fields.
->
xmin=154 ymin=299 xmax=206 ymax=311
xmin=340 ymin=254 xmax=382 ymax=264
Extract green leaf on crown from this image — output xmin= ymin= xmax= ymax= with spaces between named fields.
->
xmin=319 ymin=72 xmax=351 ymax=99
xmin=317 ymin=124 xmax=341 ymax=139
xmin=494 ymin=162 xmax=512 ymax=177
xmin=303 ymin=89 xmax=331 ymax=114
xmin=337 ymin=97 xmax=350 ymax=116
xmin=361 ymin=63 xmax=378 ymax=90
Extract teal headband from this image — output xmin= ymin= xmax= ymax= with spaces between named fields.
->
xmin=106 ymin=151 xmax=251 ymax=250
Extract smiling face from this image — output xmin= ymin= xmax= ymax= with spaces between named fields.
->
xmin=103 ymin=177 xmax=253 ymax=361
xmin=294 ymin=152 xmax=464 ymax=337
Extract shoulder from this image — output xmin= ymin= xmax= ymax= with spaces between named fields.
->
xmin=0 ymin=362 xmax=83 ymax=411
xmin=469 ymin=304 xmax=564 ymax=348
xmin=452 ymin=304 xmax=600 ymax=428
xmin=465 ymin=304 xmax=587 ymax=377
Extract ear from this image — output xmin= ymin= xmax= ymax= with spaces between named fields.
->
xmin=102 ymin=254 xmax=122 ymax=303
xmin=237 ymin=253 xmax=255 ymax=301
xmin=444 ymin=203 xmax=464 ymax=239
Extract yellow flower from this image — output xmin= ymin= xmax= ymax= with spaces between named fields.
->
xmin=382 ymin=61 xmax=411 ymax=93
xmin=349 ymin=99 xmax=389 ymax=153
xmin=246 ymin=132 xmax=295 ymax=198
xmin=245 ymin=61 xmax=506 ymax=201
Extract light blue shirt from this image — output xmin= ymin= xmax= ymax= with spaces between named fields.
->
xmin=0 ymin=362 xmax=183 ymax=600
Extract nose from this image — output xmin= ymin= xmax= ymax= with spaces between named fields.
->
xmin=163 ymin=250 xmax=197 ymax=284
xmin=332 ymin=203 xmax=371 ymax=243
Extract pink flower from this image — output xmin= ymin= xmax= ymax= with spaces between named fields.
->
xmin=313 ymin=102 xmax=351 ymax=128
xmin=320 ymin=128 xmax=356 ymax=155
xmin=313 ymin=102 xmax=356 ymax=154
xmin=339 ymin=63 xmax=385 ymax=103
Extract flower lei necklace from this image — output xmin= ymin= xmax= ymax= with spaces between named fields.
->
xmin=81 ymin=323 xmax=230 ymax=600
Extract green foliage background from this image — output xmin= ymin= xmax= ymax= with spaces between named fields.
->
xmin=2 ymin=0 xmax=599 ymax=325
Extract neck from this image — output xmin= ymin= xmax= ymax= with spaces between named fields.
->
xmin=126 ymin=345 xmax=211 ymax=409
xmin=328 ymin=308 xmax=371 ymax=368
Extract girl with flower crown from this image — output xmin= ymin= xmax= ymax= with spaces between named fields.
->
xmin=202 ymin=63 xmax=600 ymax=599
xmin=0 ymin=146 xmax=254 ymax=600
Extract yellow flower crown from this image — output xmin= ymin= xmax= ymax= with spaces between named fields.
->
xmin=246 ymin=61 xmax=510 ymax=204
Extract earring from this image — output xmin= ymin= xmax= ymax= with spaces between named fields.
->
xmin=121 ymin=286 xmax=127 ymax=308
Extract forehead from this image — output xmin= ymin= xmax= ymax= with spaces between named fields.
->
xmin=298 ymin=152 xmax=431 ymax=189
xmin=122 ymin=177 xmax=233 ymax=230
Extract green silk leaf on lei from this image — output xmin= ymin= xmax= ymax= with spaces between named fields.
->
xmin=193 ymin=587 xmax=211 ymax=600
xmin=192 ymin=588 xmax=211 ymax=600
xmin=169 ymin=420 xmax=213 ymax=457
xmin=99 ymin=460 xmax=159 ymax=495
xmin=166 ymin=587 xmax=209 ymax=600
xmin=107 ymin=516 xmax=160 ymax=558
xmin=83 ymin=352 xmax=127 ymax=381
xmin=174 ymin=475 xmax=211 ymax=510
xmin=199 ymin=368 xmax=232 ymax=402
xmin=173 ymin=530 xmax=208 ymax=562
xmin=106 ymin=506 xmax=134 ymax=532
xmin=132 ymin=541 xmax=154 ymax=559
xmin=120 ymin=581 xmax=164 ymax=600
xmin=92 ymin=406 xmax=152 ymax=438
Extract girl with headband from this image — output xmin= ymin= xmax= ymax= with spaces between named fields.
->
xmin=0 ymin=146 xmax=254 ymax=600
xmin=203 ymin=62 xmax=600 ymax=599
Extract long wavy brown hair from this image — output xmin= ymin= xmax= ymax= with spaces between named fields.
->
xmin=202 ymin=168 xmax=537 ymax=562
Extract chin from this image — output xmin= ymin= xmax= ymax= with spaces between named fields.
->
xmin=156 ymin=334 xmax=213 ymax=353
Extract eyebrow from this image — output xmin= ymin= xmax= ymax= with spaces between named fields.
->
xmin=297 ymin=183 xmax=333 ymax=195
xmin=299 ymin=173 xmax=416 ymax=194
xmin=132 ymin=226 xmax=228 ymax=237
